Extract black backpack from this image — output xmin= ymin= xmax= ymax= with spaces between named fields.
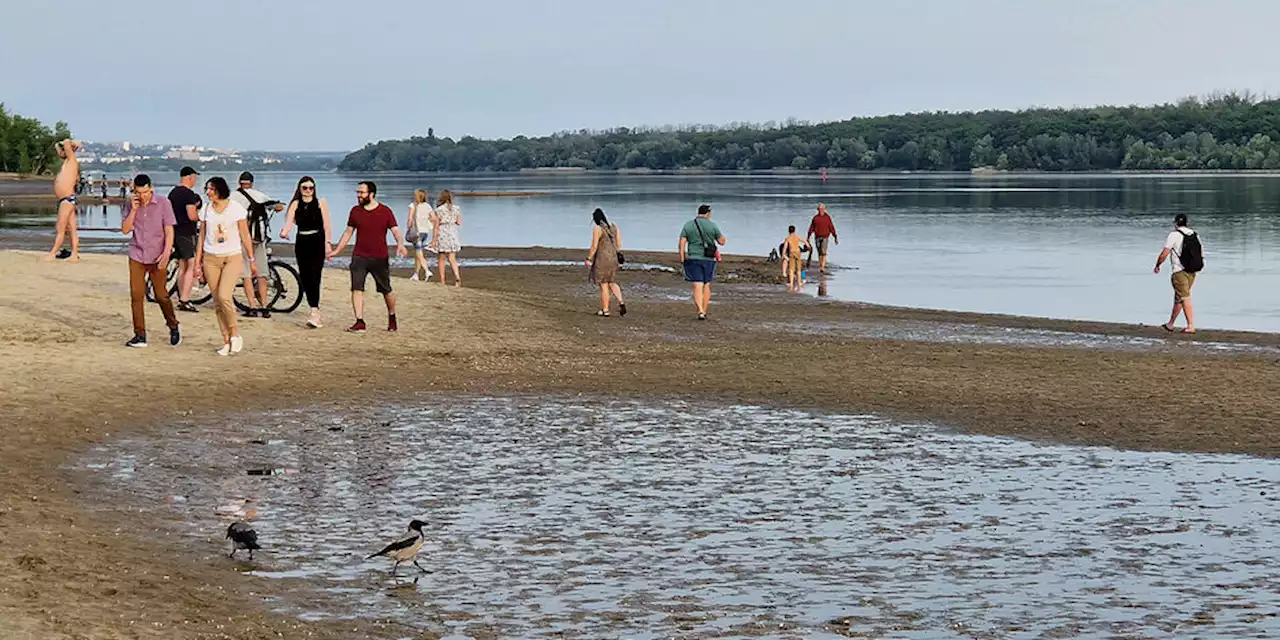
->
xmin=238 ymin=188 xmax=269 ymax=243
xmin=1179 ymin=230 xmax=1204 ymax=273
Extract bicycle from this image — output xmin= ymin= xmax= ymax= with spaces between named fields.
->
xmin=145 ymin=258 xmax=214 ymax=305
xmin=232 ymin=201 xmax=303 ymax=314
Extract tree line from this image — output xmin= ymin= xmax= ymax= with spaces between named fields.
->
xmin=339 ymin=92 xmax=1280 ymax=173
xmin=0 ymin=104 xmax=71 ymax=175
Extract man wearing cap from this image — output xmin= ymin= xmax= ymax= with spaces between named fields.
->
xmin=229 ymin=171 xmax=284 ymax=317
xmin=168 ymin=167 xmax=204 ymax=312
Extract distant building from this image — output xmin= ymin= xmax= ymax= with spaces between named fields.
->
xmin=121 ymin=141 xmax=131 ymax=152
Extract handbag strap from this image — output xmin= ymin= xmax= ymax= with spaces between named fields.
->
xmin=693 ymin=218 xmax=714 ymax=247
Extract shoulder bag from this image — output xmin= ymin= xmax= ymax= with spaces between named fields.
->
xmin=693 ymin=219 xmax=718 ymax=258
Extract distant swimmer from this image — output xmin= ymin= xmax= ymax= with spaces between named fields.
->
xmin=44 ymin=139 xmax=82 ymax=262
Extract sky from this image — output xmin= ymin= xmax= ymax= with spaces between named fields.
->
xmin=4 ymin=0 xmax=1279 ymax=151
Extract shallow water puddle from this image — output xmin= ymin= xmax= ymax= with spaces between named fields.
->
xmin=76 ymin=397 xmax=1280 ymax=638
xmin=758 ymin=319 xmax=1280 ymax=356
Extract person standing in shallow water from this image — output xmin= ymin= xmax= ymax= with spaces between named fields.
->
xmin=429 ymin=189 xmax=463 ymax=287
xmin=678 ymin=204 xmax=726 ymax=320
xmin=586 ymin=207 xmax=626 ymax=316
xmin=279 ymin=176 xmax=333 ymax=329
xmin=1154 ymin=213 xmax=1203 ymax=334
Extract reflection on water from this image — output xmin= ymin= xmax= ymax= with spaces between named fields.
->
xmin=77 ymin=396 xmax=1280 ymax=638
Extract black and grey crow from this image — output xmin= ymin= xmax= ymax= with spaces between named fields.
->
xmin=367 ymin=519 xmax=428 ymax=576
xmin=226 ymin=522 xmax=261 ymax=560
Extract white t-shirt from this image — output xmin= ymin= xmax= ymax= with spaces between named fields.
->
xmin=229 ymin=186 xmax=271 ymax=211
xmin=411 ymin=202 xmax=434 ymax=232
xmin=1163 ymin=226 xmax=1196 ymax=273
xmin=200 ymin=200 xmax=249 ymax=256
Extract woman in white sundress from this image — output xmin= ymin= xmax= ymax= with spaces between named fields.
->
xmin=429 ymin=189 xmax=462 ymax=287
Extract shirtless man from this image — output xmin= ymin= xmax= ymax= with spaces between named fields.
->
xmin=45 ymin=139 xmax=83 ymax=262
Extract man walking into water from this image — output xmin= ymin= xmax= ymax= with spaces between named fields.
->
xmin=805 ymin=203 xmax=839 ymax=273
xmin=1154 ymin=213 xmax=1204 ymax=334
xmin=121 ymin=174 xmax=181 ymax=348
xmin=678 ymin=204 xmax=726 ymax=320
xmin=230 ymin=171 xmax=284 ymax=318
xmin=328 ymin=181 xmax=408 ymax=333
xmin=45 ymin=139 xmax=82 ymax=262
xmin=168 ymin=166 xmax=203 ymax=312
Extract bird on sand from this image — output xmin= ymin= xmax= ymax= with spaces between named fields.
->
xmin=367 ymin=519 xmax=428 ymax=576
xmin=226 ymin=522 xmax=261 ymax=560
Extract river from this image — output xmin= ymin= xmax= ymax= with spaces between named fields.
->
xmin=4 ymin=171 xmax=1279 ymax=331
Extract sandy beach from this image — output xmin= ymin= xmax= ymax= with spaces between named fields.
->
xmin=2 ymin=248 xmax=1279 ymax=638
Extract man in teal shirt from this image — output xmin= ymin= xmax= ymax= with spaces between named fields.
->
xmin=678 ymin=204 xmax=726 ymax=320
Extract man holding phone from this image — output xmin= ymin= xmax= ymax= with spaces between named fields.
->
xmin=121 ymin=174 xmax=181 ymax=348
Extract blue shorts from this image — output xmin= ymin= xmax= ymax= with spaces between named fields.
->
xmin=683 ymin=259 xmax=716 ymax=284
xmin=412 ymin=235 xmax=429 ymax=251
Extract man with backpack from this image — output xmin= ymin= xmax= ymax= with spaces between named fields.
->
xmin=1154 ymin=213 xmax=1203 ymax=334
xmin=230 ymin=172 xmax=284 ymax=318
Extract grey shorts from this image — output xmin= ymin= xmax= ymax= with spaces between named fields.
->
xmin=172 ymin=233 xmax=198 ymax=260
xmin=242 ymin=242 xmax=268 ymax=279
xmin=351 ymin=256 xmax=392 ymax=294
xmin=814 ymin=236 xmax=831 ymax=256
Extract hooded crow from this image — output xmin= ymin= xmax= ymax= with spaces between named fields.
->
xmin=226 ymin=522 xmax=261 ymax=560
xmin=367 ymin=519 xmax=428 ymax=576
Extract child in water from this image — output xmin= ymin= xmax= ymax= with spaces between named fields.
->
xmin=780 ymin=225 xmax=809 ymax=292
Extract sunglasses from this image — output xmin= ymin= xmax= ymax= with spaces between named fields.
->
xmin=300 ymin=184 xmax=315 ymax=190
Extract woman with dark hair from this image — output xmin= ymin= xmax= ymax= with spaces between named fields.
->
xmin=194 ymin=177 xmax=257 ymax=355
xmin=586 ymin=207 xmax=625 ymax=316
xmin=279 ymin=175 xmax=332 ymax=328
xmin=429 ymin=189 xmax=462 ymax=287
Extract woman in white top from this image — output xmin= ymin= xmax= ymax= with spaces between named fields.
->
xmin=406 ymin=189 xmax=433 ymax=282
xmin=429 ymin=189 xmax=463 ymax=287
xmin=194 ymin=176 xmax=258 ymax=356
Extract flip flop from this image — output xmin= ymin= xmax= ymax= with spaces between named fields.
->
xmin=1180 ymin=329 xmax=1196 ymax=334
xmin=1161 ymin=324 xmax=1175 ymax=332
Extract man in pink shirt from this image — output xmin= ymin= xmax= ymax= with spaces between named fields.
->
xmin=121 ymin=174 xmax=181 ymax=348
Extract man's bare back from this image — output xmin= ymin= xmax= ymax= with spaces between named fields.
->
xmin=45 ymin=139 xmax=83 ymax=262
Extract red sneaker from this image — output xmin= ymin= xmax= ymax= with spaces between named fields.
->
xmin=346 ymin=320 xmax=367 ymax=333
xmin=388 ymin=316 xmax=398 ymax=332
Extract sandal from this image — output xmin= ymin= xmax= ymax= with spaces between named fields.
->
xmin=1161 ymin=324 xmax=1175 ymax=332
xmin=1180 ymin=329 xmax=1196 ymax=334
xmin=596 ymin=310 xmax=610 ymax=317
xmin=618 ymin=303 xmax=627 ymax=317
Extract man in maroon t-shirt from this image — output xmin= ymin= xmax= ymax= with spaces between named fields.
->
xmin=328 ymin=181 xmax=408 ymax=333
xmin=805 ymin=203 xmax=840 ymax=273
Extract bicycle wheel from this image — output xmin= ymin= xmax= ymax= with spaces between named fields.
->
xmin=145 ymin=260 xmax=179 ymax=303
xmin=267 ymin=261 xmax=303 ymax=313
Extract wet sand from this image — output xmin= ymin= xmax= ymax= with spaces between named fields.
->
xmin=1 ymin=248 xmax=1279 ymax=637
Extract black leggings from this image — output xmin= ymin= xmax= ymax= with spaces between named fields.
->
xmin=295 ymin=233 xmax=325 ymax=308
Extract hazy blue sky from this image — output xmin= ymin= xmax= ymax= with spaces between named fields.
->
xmin=4 ymin=0 xmax=1277 ymax=150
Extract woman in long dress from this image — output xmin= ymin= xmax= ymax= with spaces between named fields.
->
xmin=429 ymin=189 xmax=462 ymax=287
xmin=586 ymin=207 xmax=626 ymax=316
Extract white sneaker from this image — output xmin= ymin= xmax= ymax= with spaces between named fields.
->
xmin=215 ymin=343 xmax=231 ymax=356
xmin=424 ymin=270 xmax=432 ymax=280
xmin=409 ymin=272 xmax=419 ymax=281
xmin=230 ymin=336 xmax=244 ymax=354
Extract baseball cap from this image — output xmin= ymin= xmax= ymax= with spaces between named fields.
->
xmin=238 ymin=171 xmax=254 ymax=183
xmin=179 ymin=166 xmax=199 ymax=177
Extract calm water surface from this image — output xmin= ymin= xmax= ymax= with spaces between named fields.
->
xmin=7 ymin=172 xmax=1280 ymax=331
xmin=77 ymin=396 xmax=1280 ymax=638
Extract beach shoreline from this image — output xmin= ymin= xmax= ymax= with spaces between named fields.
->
xmin=1 ymin=248 xmax=1278 ymax=637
